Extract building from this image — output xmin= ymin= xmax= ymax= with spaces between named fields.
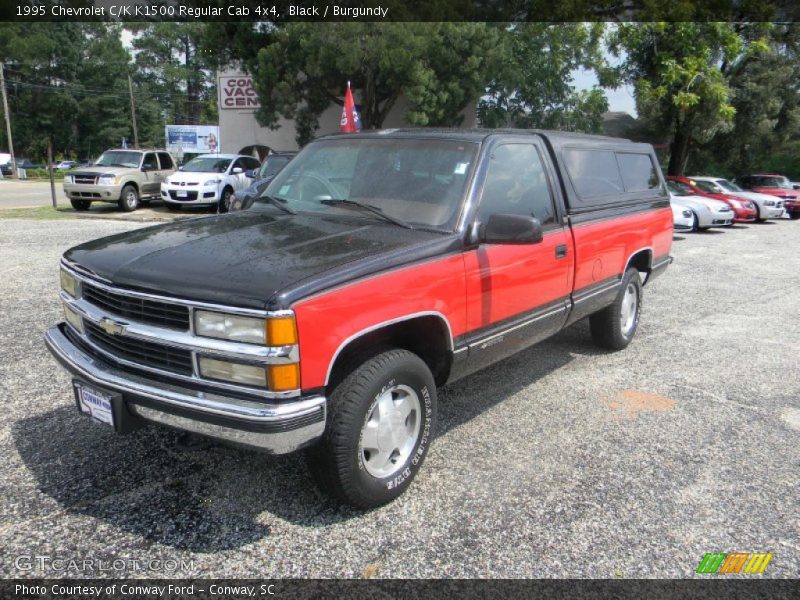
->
xmin=218 ymin=70 xmax=477 ymax=158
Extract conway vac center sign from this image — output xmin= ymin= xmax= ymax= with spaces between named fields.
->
xmin=219 ymin=75 xmax=260 ymax=109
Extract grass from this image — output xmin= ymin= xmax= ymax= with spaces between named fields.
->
xmin=0 ymin=205 xmax=77 ymax=220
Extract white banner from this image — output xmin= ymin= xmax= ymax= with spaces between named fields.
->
xmin=165 ymin=125 xmax=220 ymax=154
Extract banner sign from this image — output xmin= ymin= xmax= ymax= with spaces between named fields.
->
xmin=165 ymin=125 xmax=220 ymax=154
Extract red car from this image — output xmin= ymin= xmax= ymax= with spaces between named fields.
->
xmin=735 ymin=174 xmax=800 ymax=220
xmin=667 ymin=175 xmax=757 ymax=223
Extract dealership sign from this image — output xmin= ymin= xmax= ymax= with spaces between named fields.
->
xmin=219 ymin=76 xmax=260 ymax=110
xmin=165 ymin=125 xmax=220 ymax=154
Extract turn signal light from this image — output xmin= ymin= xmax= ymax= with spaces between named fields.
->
xmin=269 ymin=364 xmax=300 ymax=391
xmin=266 ymin=317 xmax=297 ymax=346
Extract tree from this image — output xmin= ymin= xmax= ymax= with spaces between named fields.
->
xmin=0 ymin=23 xmax=134 ymax=161
xmin=128 ymin=23 xmax=218 ymax=127
xmin=478 ymin=23 xmax=609 ymax=133
xmin=607 ymin=23 xmax=771 ymax=175
xmin=220 ymin=22 xmax=501 ymax=146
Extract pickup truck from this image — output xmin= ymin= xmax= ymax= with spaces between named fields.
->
xmin=45 ymin=129 xmax=673 ymax=508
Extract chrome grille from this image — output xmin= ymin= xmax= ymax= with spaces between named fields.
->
xmin=84 ymin=321 xmax=193 ymax=375
xmin=83 ymin=283 xmax=191 ymax=330
xmin=73 ymin=174 xmax=97 ymax=184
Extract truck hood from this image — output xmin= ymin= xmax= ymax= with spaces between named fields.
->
xmin=63 ymin=210 xmax=459 ymax=310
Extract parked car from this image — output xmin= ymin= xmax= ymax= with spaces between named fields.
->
xmin=230 ymin=152 xmax=297 ymax=212
xmin=1 ymin=158 xmax=43 ymax=175
xmin=667 ymin=175 xmax=756 ymax=223
xmin=666 ymin=180 xmax=735 ymax=230
xmin=161 ymin=153 xmax=261 ymax=212
xmin=54 ymin=160 xmax=79 ymax=171
xmin=688 ymin=176 xmax=784 ymax=221
xmin=671 ymin=199 xmax=695 ymax=231
xmin=734 ymin=174 xmax=800 ymax=220
xmin=45 ymin=129 xmax=673 ymax=508
xmin=63 ymin=149 xmax=177 ymax=212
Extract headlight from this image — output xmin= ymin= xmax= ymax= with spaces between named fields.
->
xmin=198 ymin=356 xmax=267 ymax=387
xmin=60 ymin=269 xmax=79 ymax=298
xmin=682 ymin=210 xmax=692 ymax=218
xmin=204 ymin=179 xmax=221 ymax=187
xmin=194 ymin=310 xmax=298 ymax=346
xmin=63 ymin=302 xmax=84 ymax=333
xmin=98 ymin=174 xmax=117 ymax=185
xmin=765 ymin=200 xmax=775 ymax=206
xmin=195 ymin=310 xmax=266 ymax=344
xmin=64 ymin=175 xmax=73 ymax=184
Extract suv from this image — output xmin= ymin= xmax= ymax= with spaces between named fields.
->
xmin=161 ymin=154 xmax=261 ymax=212
xmin=45 ymin=129 xmax=673 ymax=508
xmin=735 ymin=174 xmax=800 ymax=220
xmin=63 ymin=149 xmax=176 ymax=212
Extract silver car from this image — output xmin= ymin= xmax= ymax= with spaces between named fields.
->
xmin=667 ymin=182 xmax=734 ymax=230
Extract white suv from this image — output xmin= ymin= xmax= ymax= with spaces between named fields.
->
xmin=161 ymin=154 xmax=261 ymax=212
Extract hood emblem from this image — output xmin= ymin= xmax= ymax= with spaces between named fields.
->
xmin=98 ymin=317 xmax=127 ymax=336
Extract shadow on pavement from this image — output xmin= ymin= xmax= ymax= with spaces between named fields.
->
xmin=14 ymin=324 xmax=595 ymax=551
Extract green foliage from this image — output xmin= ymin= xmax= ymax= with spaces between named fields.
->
xmin=222 ymin=22 xmax=501 ymax=146
xmin=478 ymin=23 xmax=609 ymax=133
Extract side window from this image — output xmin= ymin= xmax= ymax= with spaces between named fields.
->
xmin=245 ymin=157 xmax=261 ymax=170
xmin=562 ymin=148 xmax=624 ymax=200
xmin=157 ymin=152 xmax=174 ymax=170
xmin=141 ymin=153 xmax=157 ymax=171
xmin=232 ymin=158 xmax=247 ymax=172
xmin=617 ymin=153 xmax=660 ymax=192
xmin=477 ymin=144 xmax=555 ymax=226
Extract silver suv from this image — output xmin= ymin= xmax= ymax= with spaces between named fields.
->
xmin=63 ymin=149 xmax=176 ymax=212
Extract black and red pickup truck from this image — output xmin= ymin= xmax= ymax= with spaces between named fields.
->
xmin=46 ymin=129 xmax=673 ymax=508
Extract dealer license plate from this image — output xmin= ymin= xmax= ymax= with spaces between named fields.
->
xmin=176 ymin=190 xmax=187 ymax=198
xmin=74 ymin=382 xmax=115 ymax=427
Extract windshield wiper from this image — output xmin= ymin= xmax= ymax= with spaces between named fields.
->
xmin=260 ymin=194 xmax=296 ymax=215
xmin=320 ymin=198 xmax=413 ymax=229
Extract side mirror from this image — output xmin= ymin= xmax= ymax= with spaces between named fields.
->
xmin=232 ymin=167 xmax=243 ymax=174
xmin=245 ymin=169 xmax=256 ymax=178
xmin=793 ymin=184 xmax=800 ymax=190
xmin=479 ymin=214 xmax=543 ymax=245
xmin=142 ymin=163 xmax=155 ymax=171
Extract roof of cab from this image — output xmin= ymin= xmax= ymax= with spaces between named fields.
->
xmin=317 ymin=127 xmax=633 ymax=144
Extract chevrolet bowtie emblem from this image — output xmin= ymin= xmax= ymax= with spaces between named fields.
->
xmin=98 ymin=317 xmax=126 ymax=336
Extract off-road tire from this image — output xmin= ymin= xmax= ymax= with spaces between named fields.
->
xmin=306 ymin=348 xmax=437 ymax=509
xmin=118 ymin=185 xmax=139 ymax=212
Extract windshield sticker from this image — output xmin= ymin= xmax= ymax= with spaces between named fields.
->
xmin=454 ymin=162 xmax=469 ymax=175
xmin=279 ymin=185 xmax=291 ymax=195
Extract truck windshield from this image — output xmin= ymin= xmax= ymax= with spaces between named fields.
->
xmin=95 ymin=151 xmax=142 ymax=168
xmin=752 ymin=176 xmax=791 ymax=189
xmin=259 ymin=138 xmax=478 ymax=230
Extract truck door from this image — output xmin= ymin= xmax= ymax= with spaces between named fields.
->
xmin=462 ymin=139 xmax=574 ymax=368
xmin=140 ymin=152 xmax=159 ymax=196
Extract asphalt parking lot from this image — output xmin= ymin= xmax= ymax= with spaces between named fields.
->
xmin=0 ymin=217 xmax=798 ymax=579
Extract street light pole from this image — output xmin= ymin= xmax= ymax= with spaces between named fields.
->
xmin=0 ymin=61 xmax=17 ymax=177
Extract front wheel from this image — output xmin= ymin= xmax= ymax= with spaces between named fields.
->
xmin=218 ymin=187 xmax=233 ymax=213
xmin=589 ymin=267 xmax=643 ymax=351
xmin=118 ymin=185 xmax=139 ymax=212
xmin=306 ymin=349 xmax=437 ymax=509
xmin=754 ymin=204 xmax=765 ymax=222
xmin=69 ymin=199 xmax=91 ymax=211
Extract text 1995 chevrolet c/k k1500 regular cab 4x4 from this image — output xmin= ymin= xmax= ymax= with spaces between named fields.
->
xmin=45 ymin=129 xmax=673 ymax=508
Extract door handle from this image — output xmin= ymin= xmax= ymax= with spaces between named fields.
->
xmin=555 ymin=244 xmax=568 ymax=259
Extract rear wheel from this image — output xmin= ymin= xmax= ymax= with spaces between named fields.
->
xmin=754 ymin=204 xmax=765 ymax=222
xmin=690 ymin=212 xmax=699 ymax=232
xmin=118 ymin=185 xmax=139 ymax=212
xmin=69 ymin=199 xmax=91 ymax=211
xmin=306 ymin=348 xmax=437 ymax=509
xmin=590 ymin=267 xmax=643 ymax=351
xmin=790 ymin=212 xmax=800 ymax=220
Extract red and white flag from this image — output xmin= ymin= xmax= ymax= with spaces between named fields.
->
xmin=340 ymin=81 xmax=361 ymax=133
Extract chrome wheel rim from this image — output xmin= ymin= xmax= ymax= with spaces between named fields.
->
xmin=125 ymin=190 xmax=137 ymax=208
xmin=360 ymin=384 xmax=421 ymax=478
xmin=620 ymin=283 xmax=638 ymax=337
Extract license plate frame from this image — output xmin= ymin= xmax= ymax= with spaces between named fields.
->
xmin=176 ymin=189 xmax=187 ymax=198
xmin=73 ymin=381 xmax=118 ymax=428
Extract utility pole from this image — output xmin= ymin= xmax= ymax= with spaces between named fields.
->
xmin=0 ymin=61 xmax=17 ymax=177
xmin=127 ymin=74 xmax=139 ymax=148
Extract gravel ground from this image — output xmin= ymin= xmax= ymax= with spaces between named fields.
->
xmin=0 ymin=217 xmax=798 ymax=579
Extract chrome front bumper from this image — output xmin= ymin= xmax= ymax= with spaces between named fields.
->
xmin=44 ymin=324 xmax=326 ymax=454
